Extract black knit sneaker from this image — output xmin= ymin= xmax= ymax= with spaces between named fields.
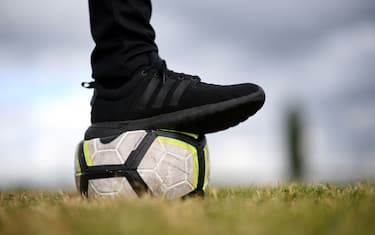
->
xmin=84 ymin=55 xmax=265 ymax=139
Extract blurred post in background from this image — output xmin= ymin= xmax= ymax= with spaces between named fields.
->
xmin=287 ymin=108 xmax=304 ymax=181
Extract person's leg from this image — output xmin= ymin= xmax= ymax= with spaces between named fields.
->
xmin=89 ymin=0 xmax=158 ymax=87
xmin=85 ymin=0 xmax=265 ymax=139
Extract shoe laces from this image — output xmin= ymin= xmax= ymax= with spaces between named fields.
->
xmin=141 ymin=60 xmax=201 ymax=84
xmin=81 ymin=59 xmax=201 ymax=89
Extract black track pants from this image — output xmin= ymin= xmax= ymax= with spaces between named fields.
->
xmin=88 ymin=0 xmax=158 ymax=82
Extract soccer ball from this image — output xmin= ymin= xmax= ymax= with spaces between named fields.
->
xmin=74 ymin=130 xmax=209 ymax=199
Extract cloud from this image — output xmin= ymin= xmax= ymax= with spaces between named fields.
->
xmin=0 ymin=0 xmax=90 ymax=45
xmin=154 ymin=0 xmax=375 ymax=56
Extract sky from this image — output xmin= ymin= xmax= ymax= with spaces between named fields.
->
xmin=0 ymin=0 xmax=374 ymax=188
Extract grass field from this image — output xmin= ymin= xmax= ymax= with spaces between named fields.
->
xmin=1 ymin=183 xmax=375 ymax=235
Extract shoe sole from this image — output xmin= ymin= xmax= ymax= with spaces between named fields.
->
xmin=85 ymin=88 xmax=265 ymax=140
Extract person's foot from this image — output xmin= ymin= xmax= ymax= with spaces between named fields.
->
xmin=84 ymin=54 xmax=265 ymax=139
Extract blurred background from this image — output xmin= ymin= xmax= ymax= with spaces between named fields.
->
xmin=0 ymin=0 xmax=374 ymax=189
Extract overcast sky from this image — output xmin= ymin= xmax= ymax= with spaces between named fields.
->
xmin=0 ymin=0 xmax=374 ymax=188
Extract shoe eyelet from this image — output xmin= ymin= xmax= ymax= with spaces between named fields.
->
xmin=153 ymin=72 xmax=159 ymax=78
xmin=141 ymin=70 xmax=148 ymax=77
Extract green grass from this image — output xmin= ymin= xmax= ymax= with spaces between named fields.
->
xmin=1 ymin=183 xmax=375 ymax=235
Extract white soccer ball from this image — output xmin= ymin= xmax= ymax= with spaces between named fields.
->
xmin=74 ymin=130 xmax=209 ymax=199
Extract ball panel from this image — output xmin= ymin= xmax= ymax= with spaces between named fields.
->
xmin=156 ymin=153 xmax=188 ymax=188
xmin=74 ymin=145 xmax=82 ymax=193
xmin=137 ymin=141 xmax=165 ymax=170
xmin=139 ymin=136 xmax=197 ymax=196
xmin=74 ymin=143 xmax=82 ymax=174
xmin=164 ymin=182 xmax=194 ymax=199
xmin=203 ymin=144 xmax=210 ymax=190
xmin=83 ymin=140 xmax=95 ymax=166
xmin=75 ymin=175 xmax=81 ymax=193
xmin=91 ymin=150 xmax=122 ymax=165
xmin=156 ymin=137 xmax=192 ymax=158
xmin=137 ymin=171 xmax=166 ymax=196
xmin=154 ymin=136 xmax=198 ymax=190
xmin=88 ymin=177 xmax=137 ymax=198
xmin=95 ymin=135 xmax=122 ymax=151
xmin=117 ymin=131 xmax=147 ymax=162
xmin=186 ymin=156 xmax=195 ymax=188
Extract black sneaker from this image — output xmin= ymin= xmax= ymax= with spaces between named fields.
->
xmin=84 ymin=55 xmax=265 ymax=139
